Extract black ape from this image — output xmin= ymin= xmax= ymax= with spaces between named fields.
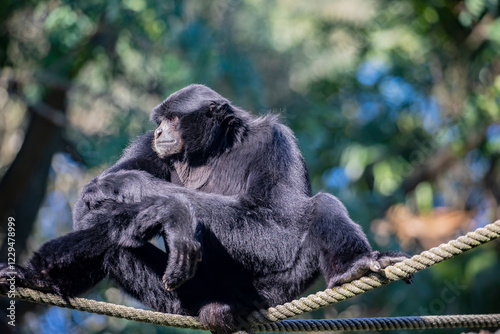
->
xmin=0 ymin=85 xmax=408 ymax=333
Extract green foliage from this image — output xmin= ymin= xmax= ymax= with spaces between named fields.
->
xmin=1 ymin=0 xmax=500 ymax=333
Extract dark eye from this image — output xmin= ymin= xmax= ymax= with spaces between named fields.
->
xmin=169 ymin=116 xmax=176 ymax=122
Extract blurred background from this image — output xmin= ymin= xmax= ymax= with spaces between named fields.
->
xmin=1 ymin=0 xmax=500 ymax=333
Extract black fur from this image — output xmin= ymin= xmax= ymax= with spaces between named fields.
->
xmin=0 ymin=85 xmax=409 ymax=333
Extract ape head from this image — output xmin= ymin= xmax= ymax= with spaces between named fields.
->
xmin=151 ymin=84 xmax=248 ymax=161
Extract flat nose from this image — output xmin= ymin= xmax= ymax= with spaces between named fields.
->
xmin=155 ymin=119 xmax=169 ymax=138
xmin=155 ymin=127 xmax=163 ymax=138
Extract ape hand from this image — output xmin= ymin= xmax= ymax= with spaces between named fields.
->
xmin=162 ymin=238 xmax=202 ymax=291
xmin=81 ymin=171 xmax=159 ymax=210
xmin=81 ymin=177 xmax=123 ymax=210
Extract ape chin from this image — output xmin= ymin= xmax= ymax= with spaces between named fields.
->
xmin=0 ymin=84 xmax=410 ymax=334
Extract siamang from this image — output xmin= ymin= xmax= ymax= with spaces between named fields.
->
xmin=0 ymin=84 xmax=409 ymax=333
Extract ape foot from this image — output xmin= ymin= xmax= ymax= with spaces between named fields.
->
xmin=0 ymin=263 xmax=55 ymax=293
xmin=0 ymin=263 xmax=19 ymax=286
xmin=371 ymin=251 xmax=410 ymax=271
xmin=162 ymin=239 xmax=202 ymax=291
xmin=199 ymin=302 xmax=245 ymax=334
xmin=372 ymin=251 xmax=413 ymax=284
xmin=327 ymin=251 xmax=412 ymax=288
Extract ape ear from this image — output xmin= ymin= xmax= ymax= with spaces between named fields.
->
xmin=206 ymin=100 xmax=234 ymax=118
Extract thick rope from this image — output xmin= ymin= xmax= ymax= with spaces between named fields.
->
xmin=1 ymin=220 xmax=499 ymax=331
xmin=254 ymin=314 xmax=500 ymax=332
xmin=6 ymin=287 xmax=207 ymax=330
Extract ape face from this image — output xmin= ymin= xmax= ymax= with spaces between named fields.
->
xmin=153 ymin=116 xmax=184 ymax=158
xmin=151 ymin=84 xmax=243 ymax=161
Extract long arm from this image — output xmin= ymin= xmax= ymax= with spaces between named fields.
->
xmin=78 ymin=169 xmax=311 ymax=274
xmin=73 ymin=132 xmax=174 ymax=229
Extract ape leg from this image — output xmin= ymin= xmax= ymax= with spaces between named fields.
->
xmin=0 ymin=230 xmax=185 ymax=313
xmin=0 ymin=227 xmax=110 ymax=296
xmin=103 ymin=243 xmax=183 ymax=313
xmin=310 ymin=193 xmax=409 ymax=287
xmin=105 ymin=245 xmax=256 ymax=330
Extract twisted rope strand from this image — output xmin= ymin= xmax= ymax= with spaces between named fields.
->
xmin=254 ymin=314 xmax=500 ymax=332
xmin=0 ymin=220 xmax=498 ymax=331
xmin=9 ymin=287 xmax=207 ymax=330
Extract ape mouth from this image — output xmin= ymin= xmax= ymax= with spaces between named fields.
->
xmin=156 ymin=139 xmax=176 ymax=145
xmin=154 ymin=139 xmax=183 ymax=157
xmin=155 ymin=140 xmax=177 ymax=152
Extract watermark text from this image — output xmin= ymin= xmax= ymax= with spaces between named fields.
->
xmin=6 ymin=217 xmax=16 ymax=326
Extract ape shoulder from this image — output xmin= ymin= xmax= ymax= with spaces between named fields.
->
xmin=252 ymin=116 xmax=310 ymax=193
